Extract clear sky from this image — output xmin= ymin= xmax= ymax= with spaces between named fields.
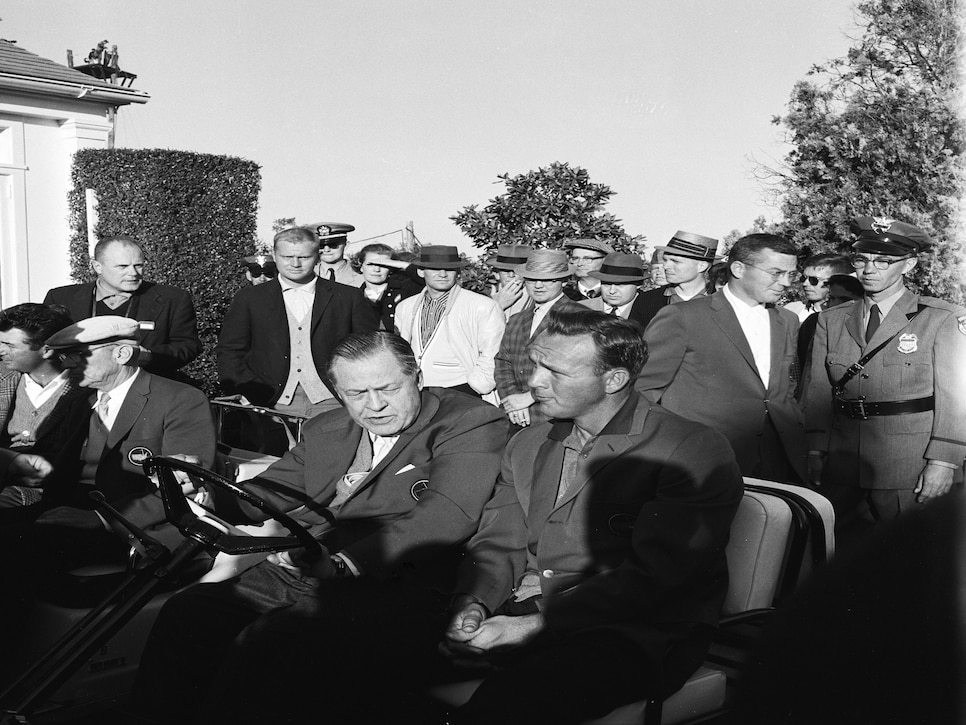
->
xmin=3 ymin=0 xmax=856 ymax=256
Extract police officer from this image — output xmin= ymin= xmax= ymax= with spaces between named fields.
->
xmin=805 ymin=217 xmax=966 ymax=523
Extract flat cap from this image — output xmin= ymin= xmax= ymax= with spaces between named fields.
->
xmin=850 ymin=216 xmax=932 ymax=256
xmin=305 ymin=222 xmax=355 ymax=244
xmin=45 ymin=316 xmax=154 ymax=350
xmin=563 ymin=238 xmax=615 ymax=255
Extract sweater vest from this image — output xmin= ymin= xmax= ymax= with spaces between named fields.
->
xmin=6 ymin=377 xmax=65 ymax=449
xmin=278 ymin=307 xmax=331 ymax=405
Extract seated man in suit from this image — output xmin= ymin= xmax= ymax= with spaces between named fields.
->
xmin=0 ymin=316 xmax=215 ymax=686
xmin=580 ymin=251 xmax=648 ymax=328
xmin=184 ymin=310 xmax=742 ymax=725
xmin=132 ymin=331 xmax=509 ymax=723
xmin=44 ymin=236 xmax=202 ymax=380
xmin=0 ymin=303 xmax=86 ymax=507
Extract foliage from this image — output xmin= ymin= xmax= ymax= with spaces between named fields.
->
xmin=766 ymin=0 xmax=965 ymax=303
xmin=68 ymin=148 xmax=261 ymax=394
xmin=451 ymin=162 xmax=646 ymax=254
xmin=451 ymin=162 xmax=647 ymax=296
xmin=272 ymin=217 xmax=297 ymax=233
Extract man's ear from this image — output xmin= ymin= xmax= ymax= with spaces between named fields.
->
xmin=416 ymin=269 xmax=426 ymax=280
xmin=729 ymin=260 xmax=745 ymax=280
xmin=114 ymin=343 xmax=135 ymax=366
xmin=90 ymin=257 xmax=102 ymax=276
xmin=40 ymin=345 xmax=56 ymax=361
xmin=603 ymin=367 xmax=631 ymax=394
xmin=416 ymin=369 xmax=424 ymax=391
xmin=902 ymin=257 xmax=918 ymax=275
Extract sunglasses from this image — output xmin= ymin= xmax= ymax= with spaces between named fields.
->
xmin=244 ymin=263 xmax=277 ymax=278
xmin=803 ymin=275 xmax=829 ymax=288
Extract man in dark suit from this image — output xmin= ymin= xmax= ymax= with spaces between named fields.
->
xmin=190 ymin=311 xmax=742 ymax=724
xmin=217 ymin=226 xmax=378 ymax=418
xmin=636 ymin=230 xmax=720 ymax=331
xmin=637 ymin=233 xmax=808 ymax=484
xmin=133 ymin=331 xmax=509 ymax=723
xmin=44 ymin=236 xmax=202 ymax=380
xmin=494 ymin=249 xmax=583 ymax=427
xmin=0 ymin=316 xmax=215 ymax=686
xmin=580 ymin=251 xmax=649 ymax=328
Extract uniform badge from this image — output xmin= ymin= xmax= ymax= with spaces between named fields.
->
xmin=871 ymin=216 xmax=896 ymax=233
xmin=959 ymin=315 xmax=966 ymax=336
xmin=127 ymin=446 xmax=153 ymax=465
xmin=410 ymin=479 xmax=429 ymax=501
xmin=316 ymin=225 xmax=331 ymax=237
xmin=897 ymin=333 xmax=918 ymax=354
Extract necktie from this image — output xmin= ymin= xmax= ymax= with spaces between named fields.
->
xmin=327 ymin=269 xmax=335 ymax=282
xmin=97 ymin=392 xmax=111 ymax=425
xmin=865 ymin=304 xmax=881 ymax=343
xmin=608 ymin=305 xmax=620 ymax=316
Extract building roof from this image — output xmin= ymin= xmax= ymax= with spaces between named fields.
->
xmin=0 ymin=40 xmax=148 ymax=104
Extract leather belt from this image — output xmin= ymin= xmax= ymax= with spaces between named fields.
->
xmin=834 ymin=396 xmax=934 ymax=421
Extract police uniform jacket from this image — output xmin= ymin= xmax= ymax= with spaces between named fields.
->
xmin=455 ymin=393 xmax=742 ymax=648
xmin=236 ymin=388 xmax=508 ymax=587
xmin=805 ymin=290 xmax=966 ymax=490
xmin=44 ymin=282 xmax=202 ymax=378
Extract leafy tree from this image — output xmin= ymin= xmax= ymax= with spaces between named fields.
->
xmin=765 ymin=0 xmax=965 ymax=303
xmin=272 ymin=217 xmax=297 ymax=233
xmin=451 ymin=162 xmax=645 ymax=254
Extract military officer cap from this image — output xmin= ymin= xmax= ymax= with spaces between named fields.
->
xmin=45 ymin=316 xmax=153 ymax=350
xmin=563 ymin=238 xmax=616 ymax=256
xmin=850 ymin=216 xmax=932 ymax=256
xmin=305 ymin=222 xmax=355 ymax=246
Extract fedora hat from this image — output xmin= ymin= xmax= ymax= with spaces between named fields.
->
xmin=521 ymin=249 xmax=571 ymax=281
xmin=656 ymin=231 xmax=720 ymax=262
xmin=412 ymin=245 xmax=470 ymax=270
xmin=589 ymin=253 xmax=646 ymax=284
xmin=488 ymin=244 xmax=532 ymax=271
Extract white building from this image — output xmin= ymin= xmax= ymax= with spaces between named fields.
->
xmin=0 ymin=40 xmax=149 ymax=306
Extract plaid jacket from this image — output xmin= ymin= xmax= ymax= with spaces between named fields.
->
xmin=494 ymin=296 xmax=584 ymax=424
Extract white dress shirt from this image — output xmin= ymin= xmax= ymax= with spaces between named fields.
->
xmin=723 ymin=284 xmax=771 ymax=386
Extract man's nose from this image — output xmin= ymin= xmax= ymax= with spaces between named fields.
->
xmin=365 ymin=391 xmax=387 ymax=409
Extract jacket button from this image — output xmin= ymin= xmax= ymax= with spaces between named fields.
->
xmin=542 ymin=569 xmax=554 ymax=578
xmin=861 ymin=374 xmax=869 ymax=379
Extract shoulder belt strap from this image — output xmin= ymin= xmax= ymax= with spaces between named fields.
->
xmin=832 ymin=304 xmax=926 ymax=395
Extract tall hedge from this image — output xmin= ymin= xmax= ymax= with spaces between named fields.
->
xmin=68 ymin=148 xmax=261 ymax=394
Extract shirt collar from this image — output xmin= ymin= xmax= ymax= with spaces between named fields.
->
xmin=95 ymin=278 xmax=135 ymax=302
xmin=278 ymin=275 xmax=318 ymax=294
xmin=723 ymin=283 xmax=767 ymax=315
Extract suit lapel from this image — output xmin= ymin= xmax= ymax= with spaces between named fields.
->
xmin=342 ymin=391 xmax=442 ymax=502
xmin=310 ymin=277 xmax=333 ymax=332
xmin=845 ymin=301 xmax=866 ymax=348
xmin=710 ymin=294 xmax=760 ymax=378
xmin=135 ymin=284 xmax=162 ymax=324
xmin=106 ymin=371 xmax=151 ymax=450
xmin=766 ymin=307 xmax=786 ymax=394
xmin=526 ymin=435 xmax=567 ymax=541
xmin=867 ymin=289 xmax=918 ymax=347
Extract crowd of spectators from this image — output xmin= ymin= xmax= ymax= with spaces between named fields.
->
xmin=0 ymin=215 xmax=963 ymax=723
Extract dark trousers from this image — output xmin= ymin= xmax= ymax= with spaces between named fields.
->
xmin=135 ymin=559 xmax=710 ymax=725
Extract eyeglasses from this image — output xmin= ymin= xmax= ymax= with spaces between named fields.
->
xmin=56 ymin=343 xmax=118 ymax=362
xmin=803 ymin=275 xmax=830 ymax=288
xmin=243 ymin=263 xmax=277 ymax=278
xmin=742 ymin=262 xmax=798 ymax=282
xmin=850 ymin=254 xmax=911 ymax=270
xmin=570 ymin=255 xmax=605 ymax=265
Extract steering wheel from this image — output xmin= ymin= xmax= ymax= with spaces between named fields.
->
xmin=143 ymin=455 xmax=322 ymax=560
